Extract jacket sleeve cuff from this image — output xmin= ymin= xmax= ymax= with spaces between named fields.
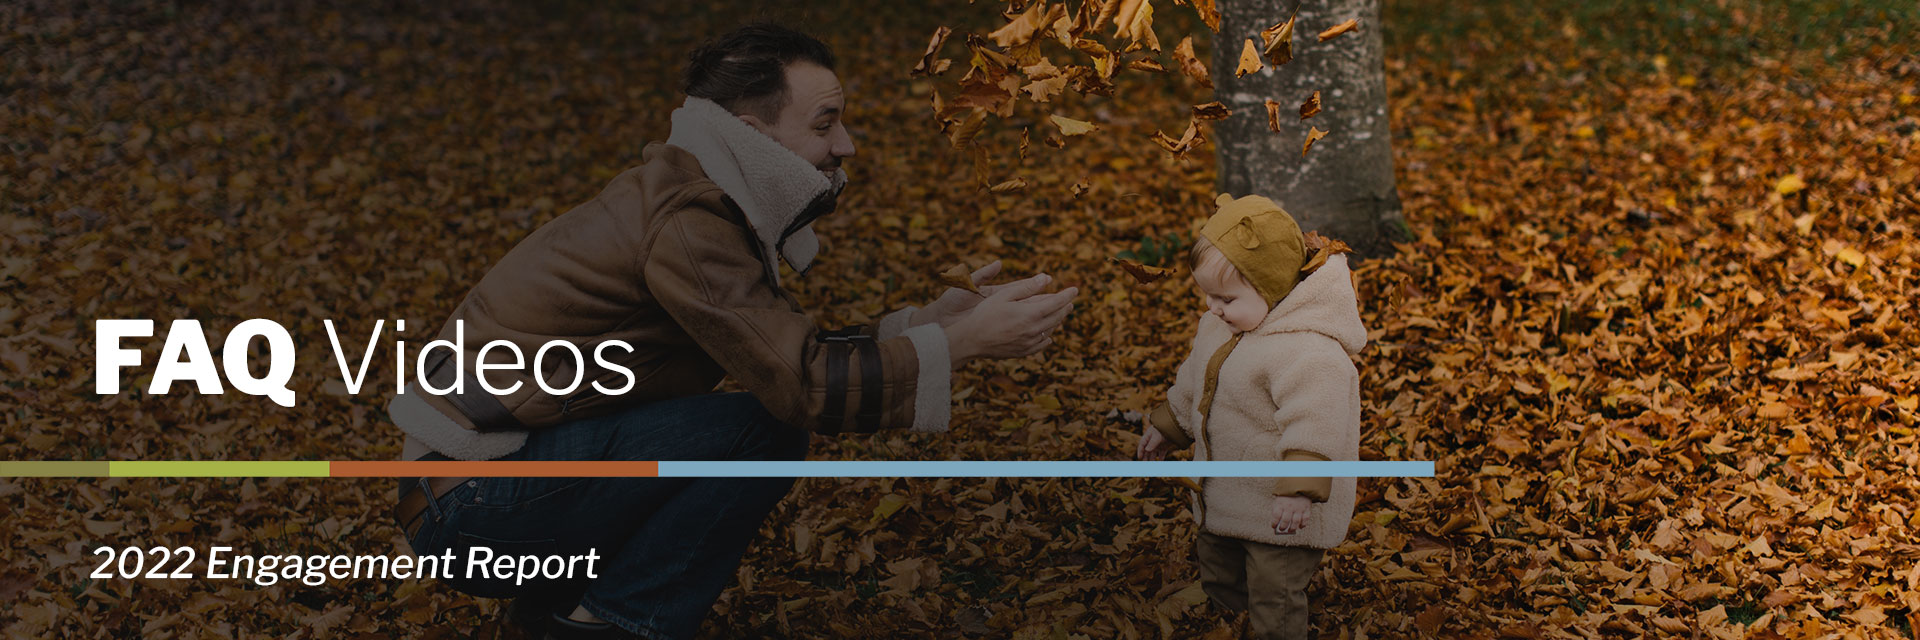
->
xmin=903 ymin=324 xmax=951 ymax=433
xmin=1148 ymin=402 xmax=1193 ymax=448
xmin=875 ymin=307 xmax=918 ymax=340
xmin=1270 ymin=449 xmax=1332 ymax=502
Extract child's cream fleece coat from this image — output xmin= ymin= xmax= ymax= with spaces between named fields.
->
xmin=1162 ymin=254 xmax=1366 ymax=550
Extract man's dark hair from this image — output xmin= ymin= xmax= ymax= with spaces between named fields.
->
xmin=684 ymin=24 xmax=836 ymax=123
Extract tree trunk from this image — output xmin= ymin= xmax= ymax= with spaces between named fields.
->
xmin=1210 ymin=0 xmax=1406 ymax=258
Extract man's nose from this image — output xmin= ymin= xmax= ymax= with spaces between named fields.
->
xmin=831 ymin=126 xmax=856 ymax=158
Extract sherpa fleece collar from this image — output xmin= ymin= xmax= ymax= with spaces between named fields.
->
xmin=666 ymin=97 xmax=847 ymax=279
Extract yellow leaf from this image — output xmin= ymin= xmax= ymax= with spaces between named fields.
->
xmin=1050 ymin=115 xmax=1099 ymax=136
xmin=872 ymin=494 xmax=909 ymax=522
xmin=1774 ymin=174 xmax=1805 ymax=195
xmin=1235 ymin=38 xmax=1263 ymax=77
xmin=1112 ymin=0 xmax=1160 ymax=51
xmin=1835 ymin=247 xmax=1865 ymax=268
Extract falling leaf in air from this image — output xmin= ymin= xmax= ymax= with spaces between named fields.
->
xmin=1151 ymin=119 xmax=1206 ymax=158
xmin=988 ymin=3 xmax=1060 ymax=49
xmin=1265 ymin=100 xmax=1284 ymax=131
xmin=911 ymin=26 xmax=953 ymax=76
xmin=1110 ymin=257 xmax=1174 ymax=284
xmin=1318 ymin=18 xmax=1359 ymax=41
xmin=1051 ymin=114 xmax=1100 ymax=136
xmin=1302 ymin=126 xmax=1328 ymax=156
xmin=1300 ymin=91 xmax=1321 ymax=119
xmin=1183 ymin=0 xmax=1221 ymax=32
xmin=947 ymin=108 xmax=989 ymax=148
xmin=1023 ymin=76 xmax=1070 ymax=102
xmin=1173 ymin=37 xmax=1212 ymax=88
xmin=939 ymin=264 xmax=983 ymax=295
xmin=1260 ymin=11 xmax=1298 ymax=65
xmin=1300 ymin=231 xmax=1353 ymax=274
xmin=1191 ymin=101 xmax=1230 ymax=120
xmin=1235 ymin=38 xmax=1263 ymax=77
xmin=1112 ymin=0 xmax=1160 ymax=51
xmin=989 ymin=177 xmax=1028 ymax=193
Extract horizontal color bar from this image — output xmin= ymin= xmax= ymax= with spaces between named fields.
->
xmin=0 ymin=461 xmax=110 ymax=477
xmin=656 ymin=461 xmax=1434 ymax=478
xmin=332 ymin=461 xmax=658 ymax=477
xmin=111 ymin=461 xmax=329 ymax=477
xmin=0 ymin=461 xmax=1434 ymax=478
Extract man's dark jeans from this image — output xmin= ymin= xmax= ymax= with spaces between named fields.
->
xmin=402 ymin=392 xmax=807 ymax=640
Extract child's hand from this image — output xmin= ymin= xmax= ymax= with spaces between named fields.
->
xmin=1270 ymin=495 xmax=1311 ymax=534
xmin=1137 ymin=423 xmax=1174 ymax=460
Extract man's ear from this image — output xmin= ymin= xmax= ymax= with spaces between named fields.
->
xmin=737 ymin=113 xmax=771 ymax=133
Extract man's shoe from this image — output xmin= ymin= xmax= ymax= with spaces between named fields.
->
xmin=500 ymin=597 xmax=553 ymax=639
xmin=543 ymin=613 xmax=641 ymax=640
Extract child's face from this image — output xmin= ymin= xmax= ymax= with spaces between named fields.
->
xmin=1195 ymin=270 xmax=1270 ymax=333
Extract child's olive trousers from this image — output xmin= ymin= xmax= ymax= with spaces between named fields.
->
xmin=1195 ymin=532 xmax=1326 ymax=640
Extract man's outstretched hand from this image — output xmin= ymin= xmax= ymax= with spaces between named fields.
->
xmin=940 ymin=263 xmax=1077 ymax=367
xmin=915 ymin=261 xmax=1033 ymax=329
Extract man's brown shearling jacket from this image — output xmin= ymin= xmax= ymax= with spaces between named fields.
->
xmin=412 ymin=143 xmax=928 ymax=435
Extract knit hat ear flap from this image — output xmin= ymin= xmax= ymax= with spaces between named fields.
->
xmin=1200 ymin=194 xmax=1307 ymax=307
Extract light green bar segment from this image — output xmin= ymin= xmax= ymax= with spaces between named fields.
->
xmin=110 ymin=461 xmax=330 ymax=477
xmin=0 ymin=461 xmax=111 ymax=477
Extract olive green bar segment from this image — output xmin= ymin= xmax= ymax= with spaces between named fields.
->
xmin=0 ymin=461 xmax=111 ymax=477
xmin=109 ymin=461 xmax=330 ymax=477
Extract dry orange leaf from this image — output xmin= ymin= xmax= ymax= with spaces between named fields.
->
xmin=1111 ymin=0 xmax=1160 ymax=51
xmin=939 ymin=264 xmax=983 ymax=295
xmin=1264 ymin=99 xmax=1283 ymax=132
xmin=1318 ymin=18 xmax=1359 ymax=41
xmin=1173 ymin=37 xmax=1211 ymax=88
xmin=1150 ymin=118 xmax=1205 ymax=158
xmin=1127 ymin=57 xmax=1168 ymax=73
xmin=1302 ymin=126 xmax=1328 ymax=156
xmin=911 ymin=26 xmax=953 ymax=77
xmin=1300 ymin=230 xmax=1352 ymax=273
xmin=1181 ymin=0 xmax=1221 ymax=32
xmin=1022 ymin=76 xmax=1069 ymax=102
xmin=1110 ymin=257 xmax=1174 ymax=284
xmin=1260 ymin=11 xmax=1298 ymax=66
xmin=1191 ymin=101 xmax=1230 ymax=120
xmin=1300 ymin=91 xmax=1321 ymax=119
xmin=988 ymin=177 xmax=1028 ymax=193
xmin=1235 ymin=38 xmax=1263 ymax=77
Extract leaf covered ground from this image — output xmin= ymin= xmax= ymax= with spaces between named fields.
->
xmin=2 ymin=0 xmax=1918 ymax=638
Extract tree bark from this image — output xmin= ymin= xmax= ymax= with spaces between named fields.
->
xmin=1210 ymin=0 xmax=1407 ymax=258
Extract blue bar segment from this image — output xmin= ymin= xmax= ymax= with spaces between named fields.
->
xmin=655 ymin=461 xmax=1433 ymax=478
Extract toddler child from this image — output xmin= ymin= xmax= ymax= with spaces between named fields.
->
xmin=1137 ymin=194 xmax=1366 ymax=640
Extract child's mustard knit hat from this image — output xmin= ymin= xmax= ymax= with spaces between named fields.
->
xmin=1200 ymin=193 xmax=1306 ymax=307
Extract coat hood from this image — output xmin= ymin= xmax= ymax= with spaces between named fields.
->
xmin=1250 ymin=254 xmax=1366 ymax=355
